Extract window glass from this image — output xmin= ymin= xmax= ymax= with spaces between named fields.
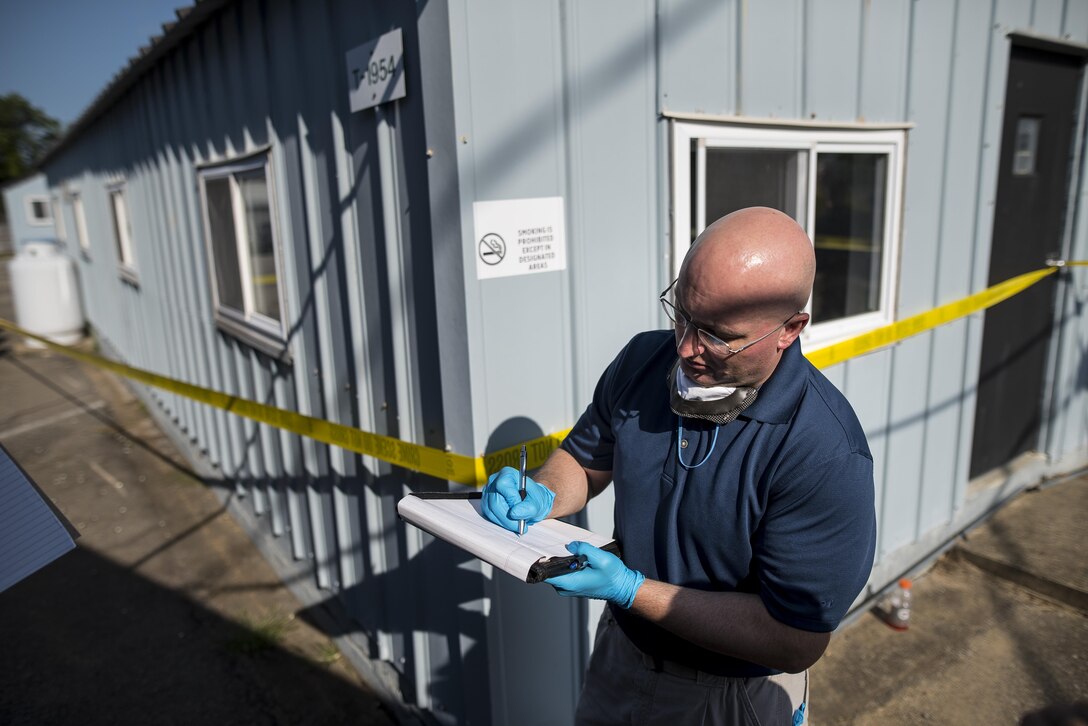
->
xmin=703 ymin=147 xmax=805 ymax=230
xmin=205 ymin=176 xmax=244 ymax=311
xmin=28 ymin=198 xmax=51 ymax=223
xmin=237 ymin=170 xmax=279 ymax=321
xmin=813 ymin=153 xmax=887 ymax=322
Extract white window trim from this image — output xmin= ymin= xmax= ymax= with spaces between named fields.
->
xmin=52 ymin=196 xmax=66 ymax=242
xmin=71 ymin=192 xmax=91 ymax=254
xmin=198 ymin=153 xmax=288 ymax=356
xmin=107 ymin=184 xmax=138 ymax=283
xmin=671 ymin=121 xmax=906 ymax=349
xmin=24 ymin=195 xmax=52 ymax=226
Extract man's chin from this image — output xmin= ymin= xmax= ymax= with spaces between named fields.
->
xmin=679 ymin=362 xmax=733 ymax=387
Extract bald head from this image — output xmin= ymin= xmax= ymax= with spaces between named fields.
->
xmin=679 ymin=207 xmax=815 ymax=324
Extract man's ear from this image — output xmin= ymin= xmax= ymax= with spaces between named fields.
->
xmin=778 ymin=313 xmax=809 ymax=349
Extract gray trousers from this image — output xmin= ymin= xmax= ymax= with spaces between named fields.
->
xmin=575 ymin=610 xmax=808 ymax=726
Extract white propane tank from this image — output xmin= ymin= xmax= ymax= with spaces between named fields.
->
xmin=8 ymin=241 xmax=85 ymax=348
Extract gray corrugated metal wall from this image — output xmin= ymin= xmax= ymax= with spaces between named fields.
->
xmin=34 ymin=0 xmax=1088 ymax=723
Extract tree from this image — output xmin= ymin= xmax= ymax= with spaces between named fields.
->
xmin=0 ymin=94 xmax=62 ymax=223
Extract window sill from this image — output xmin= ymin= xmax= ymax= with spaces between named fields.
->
xmin=214 ymin=312 xmax=292 ymax=362
xmin=119 ymin=266 xmax=140 ymax=287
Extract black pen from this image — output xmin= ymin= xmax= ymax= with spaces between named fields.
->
xmin=518 ymin=444 xmax=527 ymax=536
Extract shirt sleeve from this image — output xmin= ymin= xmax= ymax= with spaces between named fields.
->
xmin=559 ymin=338 xmax=639 ymax=471
xmin=753 ymin=450 xmax=877 ymax=632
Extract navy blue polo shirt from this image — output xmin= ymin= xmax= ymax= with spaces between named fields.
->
xmin=561 ymin=331 xmax=876 ymax=677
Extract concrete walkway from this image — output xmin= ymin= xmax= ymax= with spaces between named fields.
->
xmin=812 ymin=472 xmax=1088 ymax=724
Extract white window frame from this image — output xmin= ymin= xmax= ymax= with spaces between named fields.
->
xmin=71 ymin=192 xmax=91 ymax=254
xmin=25 ymin=195 xmax=52 ymax=226
xmin=198 ymin=151 xmax=288 ymax=354
xmin=52 ymin=195 xmax=66 ymax=242
xmin=671 ymin=122 xmax=906 ymax=347
xmin=107 ymin=183 xmax=138 ymax=282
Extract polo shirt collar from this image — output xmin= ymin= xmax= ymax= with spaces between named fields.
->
xmin=740 ymin=339 xmax=808 ymax=424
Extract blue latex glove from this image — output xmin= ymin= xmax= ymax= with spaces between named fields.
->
xmin=546 ymin=541 xmax=645 ymax=609
xmin=480 ymin=466 xmax=555 ymax=533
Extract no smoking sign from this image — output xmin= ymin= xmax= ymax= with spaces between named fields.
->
xmin=472 ymin=197 xmax=566 ymax=280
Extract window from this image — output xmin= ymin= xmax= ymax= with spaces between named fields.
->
xmin=72 ymin=193 xmax=90 ymax=253
xmin=25 ymin=195 xmax=52 ymax=226
xmin=108 ymin=184 xmax=137 ymax=279
xmin=672 ymin=123 xmax=906 ymax=345
xmin=52 ymin=196 xmax=66 ymax=242
xmin=199 ymin=153 xmax=286 ymax=351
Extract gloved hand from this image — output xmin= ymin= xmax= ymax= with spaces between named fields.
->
xmin=546 ymin=542 xmax=645 ymax=609
xmin=480 ymin=466 xmax=556 ymax=533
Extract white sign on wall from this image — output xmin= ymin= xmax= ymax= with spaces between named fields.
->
xmin=473 ymin=196 xmax=567 ymax=280
xmin=346 ymin=28 xmax=406 ymax=112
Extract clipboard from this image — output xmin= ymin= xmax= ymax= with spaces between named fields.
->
xmin=397 ymin=492 xmax=620 ymax=583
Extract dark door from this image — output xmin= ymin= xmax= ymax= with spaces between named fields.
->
xmin=970 ymin=44 xmax=1084 ymax=478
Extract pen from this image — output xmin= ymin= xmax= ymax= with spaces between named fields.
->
xmin=518 ymin=444 xmax=527 ymax=536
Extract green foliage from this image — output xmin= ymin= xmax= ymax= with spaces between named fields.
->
xmin=0 ymin=93 xmax=61 ymax=186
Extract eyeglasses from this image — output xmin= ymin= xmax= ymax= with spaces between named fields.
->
xmin=659 ymin=278 xmax=801 ymax=358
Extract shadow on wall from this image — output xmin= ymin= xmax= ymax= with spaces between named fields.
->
xmin=290 ymin=416 xmax=553 ymax=721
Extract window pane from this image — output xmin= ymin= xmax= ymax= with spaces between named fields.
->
xmin=702 ymin=148 xmax=806 ymax=240
xmin=813 ymin=153 xmax=887 ymax=322
xmin=238 ymin=169 xmax=279 ymax=322
xmin=205 ymin=177 xmax=244 ymax=312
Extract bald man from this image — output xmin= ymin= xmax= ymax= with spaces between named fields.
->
xmin=481 ymin=208 xmax=876 ymax=725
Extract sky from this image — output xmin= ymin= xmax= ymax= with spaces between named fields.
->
xmin=0 ymin=0 xmax=186 ymax=127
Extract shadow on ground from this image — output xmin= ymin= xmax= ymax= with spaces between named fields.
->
xmin=0 ymin=545 xmax=394 ymax=725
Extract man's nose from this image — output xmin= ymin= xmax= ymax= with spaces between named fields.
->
xmin=675 ymin=324 xmax=703 ymax=358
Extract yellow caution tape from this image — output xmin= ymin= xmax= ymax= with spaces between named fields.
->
xmin=804 ymin=266 xmax=1060 ymax=369
xmin=1 ymin=262 xmax=1083 ymax=486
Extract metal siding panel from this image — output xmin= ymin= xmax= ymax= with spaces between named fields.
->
xmin=878 ymin=0 xmax=957 ymax=551
xmin=192 ymin=16 xmax=252 ymax=482
xmin=879 ymin=337 xmax=928 ymax=554
xmin=840 ymin=351 xmax=892 ymax=569
xmin=805 ymin=0 xmax=862 ymax=120
xmin=565 ymin=0 xmax=660 ymax=425
xmin=657 ymin=0 xmax=737 ymax=115
xmin=143 ymin=72 xmax=203 ymax=445
xmin=930 ymin=0 xmax=998 ymax=511
xmin=1032 ymin=0 xmax=1066 ymax=34
xmin=1063 ymin=0 xmax=1088 ymax=42
xmin=859 ymin=0 xmax=911 ymax=121
xmin=171 ymin=41 xmax=233 ymax=472
xmin=740 ymin=0 xmax=805 ymax=117
xmin=264 ymin=0 xmax=323 ymax=579
xmin=459 ymin=0 xmax=573 ymax=452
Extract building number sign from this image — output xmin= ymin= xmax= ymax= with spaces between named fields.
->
xmin=346 ymin=28 xmax=407 ymax=112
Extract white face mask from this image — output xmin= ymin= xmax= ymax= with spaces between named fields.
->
xmin=676 ymin=366 xmax=737 ymax=401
